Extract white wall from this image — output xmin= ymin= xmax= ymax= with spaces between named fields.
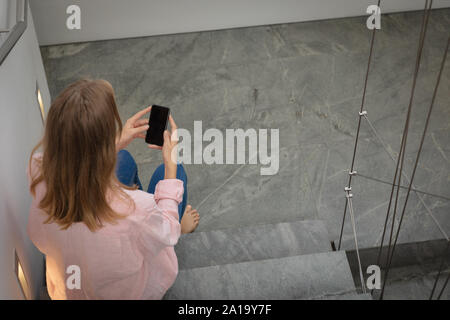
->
xmin=0 ymin=3 xmax=51 ymax=299
xmin=30 ymin=0 xmax=450 ymax=46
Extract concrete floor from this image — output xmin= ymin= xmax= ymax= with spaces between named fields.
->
xmin=41 ymin=9 xmax=450 ymax=251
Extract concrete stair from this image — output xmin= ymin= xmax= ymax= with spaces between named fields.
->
xmin=165 ymin=219 xmax=361 ymax=299
xmin=165 ymin=251 xmax=357 ymax=299
xmin=311 ymin=293 xmax=373 ymax=300
xmin=175 ymin=220 xmax=331 ymax=269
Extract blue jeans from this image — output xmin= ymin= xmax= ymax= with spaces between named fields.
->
xmin=116 ymin=150 xmax=187 ymax=221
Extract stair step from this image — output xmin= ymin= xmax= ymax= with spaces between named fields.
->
xmin=165 ymin=251 xmax=356 ymax=300
xmin=175 ymin=220 xmax=331 ymax=269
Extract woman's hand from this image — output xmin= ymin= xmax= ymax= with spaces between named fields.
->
xmin=156 ymin=115 xmax=178 ymax=179
xmin=116 ymin=106 xmax=151 ymax=151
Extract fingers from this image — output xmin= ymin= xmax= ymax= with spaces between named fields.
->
xmin=134 ymin=119 xmax=149 ymax=127
xmin=168 ymin=115 xmax=177 ymax=131
xmin=148 ymin=144 xmax=162 ymax=150
xmin=132 ymin=124 xmax=149 ymax=136
xmin=130 ymin=106 xmax=151 ymax=122
xmin=134 ymin=119 xmax=149 ymax=139
xmin=136 ymin=133 xmax=146 ymax=139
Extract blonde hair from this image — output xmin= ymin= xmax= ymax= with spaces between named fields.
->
xmin=29 ymin=79 xmax=134 ymax=232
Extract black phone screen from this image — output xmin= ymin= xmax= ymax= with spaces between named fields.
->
xmin=145 ymin=105 xmax=170 ymax=146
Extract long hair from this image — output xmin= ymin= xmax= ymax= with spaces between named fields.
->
xmin=29 ymin=79 xmax=134 ymax=232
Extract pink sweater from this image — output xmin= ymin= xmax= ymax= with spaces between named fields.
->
xmin=27 ymin=153 xmax=183 ymax=300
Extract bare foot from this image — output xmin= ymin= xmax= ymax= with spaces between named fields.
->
xmin=181 ymin=205 xmax=200 ymax=234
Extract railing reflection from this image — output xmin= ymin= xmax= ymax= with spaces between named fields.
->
xmin=0 ymin=0 xmax=28 ymax=66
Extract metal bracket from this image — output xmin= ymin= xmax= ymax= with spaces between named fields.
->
xmin=345 ymin=186 xmax=353 ymax=198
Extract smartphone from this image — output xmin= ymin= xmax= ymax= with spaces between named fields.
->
xmin=145 ymin=105 xmax=170 ymax=146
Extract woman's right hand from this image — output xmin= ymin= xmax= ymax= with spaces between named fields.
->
xmin=149 ymin=115 xmax=178 ymax=179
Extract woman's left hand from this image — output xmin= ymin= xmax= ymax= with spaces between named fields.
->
xmin=116 ymin=106 xmax=151 ymax=151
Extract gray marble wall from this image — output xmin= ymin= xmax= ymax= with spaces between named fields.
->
xmin=41 ymin=9 xmax=450 ymax=250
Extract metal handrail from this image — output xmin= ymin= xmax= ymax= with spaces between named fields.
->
xmin=0 ymin=0 xmax=28 ymax=66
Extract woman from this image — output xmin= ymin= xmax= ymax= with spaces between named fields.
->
xmin=27 ymin=79 xmax=199 ymax=299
